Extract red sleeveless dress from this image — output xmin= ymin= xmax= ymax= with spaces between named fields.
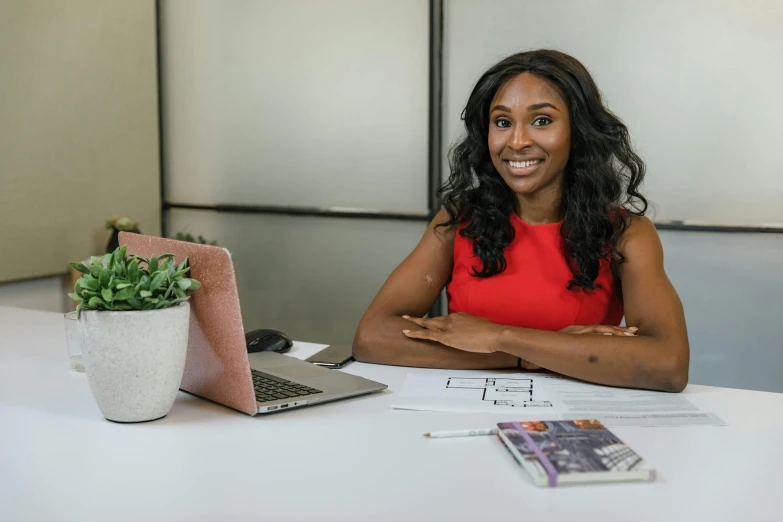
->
xmin=447 ymin=213 xmax=623 ymax=330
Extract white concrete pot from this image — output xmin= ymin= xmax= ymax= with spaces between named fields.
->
xmin=78 ymin=302 xmax=190 ymax=423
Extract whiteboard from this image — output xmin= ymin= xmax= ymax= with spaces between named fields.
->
xmin=444 ymin=0 xmax=783 ymax=227
xmin=160 ymin=0 xmax=430 ymax=213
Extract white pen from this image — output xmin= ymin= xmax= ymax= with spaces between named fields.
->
xmin=423 ymin=428 xmax=498 ymax=438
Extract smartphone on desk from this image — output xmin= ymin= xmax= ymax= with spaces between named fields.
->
xmin=305 ymin=344 xmax=354 ymax=369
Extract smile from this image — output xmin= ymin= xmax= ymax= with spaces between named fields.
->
xmin=505 ymin=158 xmax=544 ymax=174
xmin=507 ymin=159 xmax=543 ymax=168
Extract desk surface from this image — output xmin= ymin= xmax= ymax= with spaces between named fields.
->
xmin=0 ymin=305 xmax=781 ymax=522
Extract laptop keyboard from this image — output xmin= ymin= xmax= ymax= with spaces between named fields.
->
xmin=251 ymin=369 xmax=323 ymax=404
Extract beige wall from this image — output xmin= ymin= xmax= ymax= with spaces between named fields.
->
xmin=0 ymin=0 xmax=161 ymax=283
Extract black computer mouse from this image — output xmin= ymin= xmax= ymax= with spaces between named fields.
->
xmin=245 ymin=328 xmax=293 ymax=354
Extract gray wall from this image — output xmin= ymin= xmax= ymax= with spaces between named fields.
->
xmin=659 ymin=231 xmax=783 ymax=392
xmin=166 ymin=209 xmax=425 ymax=345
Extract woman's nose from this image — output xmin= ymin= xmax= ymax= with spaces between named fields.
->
xmin=508 ymin=125 xmax=533 ymax=150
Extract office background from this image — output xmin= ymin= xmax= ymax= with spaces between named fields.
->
xmin=1 ymin=0 xmax=781 ymax=392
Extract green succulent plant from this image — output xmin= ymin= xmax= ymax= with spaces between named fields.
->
xmin=68 ymin=245 xmax=202 ymax=318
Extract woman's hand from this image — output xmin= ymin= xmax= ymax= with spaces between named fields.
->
xmin=401 ymin=312 xmax=501 ymax=354
xmin=401 ymin=312 xmax=505 ymax=355
xmin=401 ymin=313 xmax=541 ymax=369
xmin=560 ymin=324 xmax=638 ymax=336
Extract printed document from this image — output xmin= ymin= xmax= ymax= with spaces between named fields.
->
xmin=390 ymin=372 xmax=724 ymax=426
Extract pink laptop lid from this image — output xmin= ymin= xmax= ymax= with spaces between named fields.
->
xmin=119 ymin=232 xmax=258 ymax=415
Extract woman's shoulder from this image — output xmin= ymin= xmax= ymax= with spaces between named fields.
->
xmin=619 ymin=213 xmax=656 ymax=237
xmin=427 ymin=208 xmax=460 ymax=246
xmin=615 ymin=213 xmax=662 ymax=258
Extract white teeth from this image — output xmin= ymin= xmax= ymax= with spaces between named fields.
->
xmin=508 ymin=159 xmax=542 ymax=168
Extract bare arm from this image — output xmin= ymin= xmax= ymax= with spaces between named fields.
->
xmin=352 ymin=209 xmax=519 ymax=369
xmin=403 ymin=216 xmax=690 ymax=391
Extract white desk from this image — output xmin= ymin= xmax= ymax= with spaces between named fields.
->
xmin=0 ymin=306 xmax=781 ymax=521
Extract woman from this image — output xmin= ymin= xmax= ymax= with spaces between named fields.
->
xmin=352 ymin=50 xmax=689 ymax=392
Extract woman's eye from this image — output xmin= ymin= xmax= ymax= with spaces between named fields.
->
xmin=493 ymin=118 xmax=512 ymax=129
xmin=532 ymin=116 xmax=552 ymax=127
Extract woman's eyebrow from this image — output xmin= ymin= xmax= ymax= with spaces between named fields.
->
xmin=528 ymin=102 xmax=560 ymax=112
xmin=490 ymin=104 xmax=512 ymax=113
xmin=490 ymin=102 xmax=561 ymax=113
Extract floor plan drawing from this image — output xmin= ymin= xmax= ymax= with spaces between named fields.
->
xmin=445 ymin=377 xmax=553 ymax=408
xmin=390 ymin=373 xmax=558 ymax=413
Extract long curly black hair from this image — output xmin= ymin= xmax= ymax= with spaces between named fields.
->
xmin=438 ymin=49 xmax=647 ymax=291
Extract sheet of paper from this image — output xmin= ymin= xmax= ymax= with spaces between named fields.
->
xmin=389 ymin=373 xmax=725 ymax=426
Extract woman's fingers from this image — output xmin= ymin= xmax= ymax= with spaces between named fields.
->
xmin=402 ymin=315 xmax=447 ymax=331
xmin=565 ymin=324 xmax=638 ymax=336
xmin=590 ymin=325 xmax=626 ymax=336
xmin=401 ymin=315 xmax=426 ymax=327
xmin=402 ymin=328 xmax=440 ymax=341
xmin=593 ymin=325 xmax=637 ymax=336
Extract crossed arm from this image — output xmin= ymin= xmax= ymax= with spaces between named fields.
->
xmin=352 ymin=210 xmax=689 ymax=392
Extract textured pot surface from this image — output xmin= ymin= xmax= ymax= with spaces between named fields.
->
xmin=79 ymin=302 xmax=190 ymax=422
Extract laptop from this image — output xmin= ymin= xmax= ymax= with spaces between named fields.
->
xmin=119 ymin=232 xmax=387 ymax=416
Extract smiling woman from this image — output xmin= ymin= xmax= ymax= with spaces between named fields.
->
xmin=352 ymin=50 xmax=689 ymax=393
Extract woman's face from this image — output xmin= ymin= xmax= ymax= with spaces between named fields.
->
xmin=487 ymin=73 xmax=571 ymax=198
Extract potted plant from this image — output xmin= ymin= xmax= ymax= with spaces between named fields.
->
xmin=68 ymin=245 xmax=201 ymax=423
